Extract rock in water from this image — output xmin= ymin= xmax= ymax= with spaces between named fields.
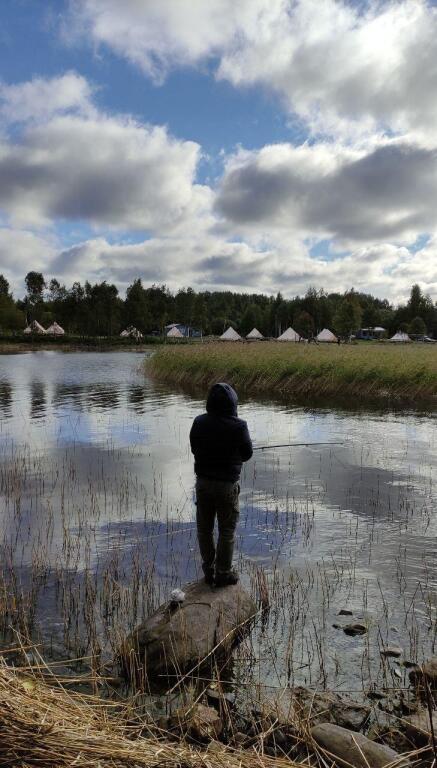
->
xmin=120 ymin=580 xmax=256 ymax=685
xmin=380 ymin=645 xmax=403 ymax=658
xmin=404 ymin=708 xmax=437 ymax=747
xmin=409 ymin=655 xmax=437 ymax=690
xmin=343 ymin=623 xmax=367 ymax=636
xmin=311 ymin=723 xmax=406 ymax=768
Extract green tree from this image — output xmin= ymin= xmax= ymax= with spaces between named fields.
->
xmin=333 ymin=292 xmax=363 ymax=336
xmin=409 ymin=316 xmax=427 ymax=336
xmin=192 ymin=293 xmax=208 ymax=335
xmin=294 ymin=310 xmax=314 ymax=338
xmin=240 ymin=303 xmax=262 ymax=336
xmin=84 ymin=281 xmax=121 ymax=336
xmin=124 ymin=279 xmax=151 ymax=333
xmin=48 ymin=278 xmax=67 ymax=303
xmin=0 ymin=275 xmax=10 ymax=296
xmin=407 ymin=284 xmax=424 ymax=318
xmin=25 ymin=272 xmax=46 ymax=304
xmin=0 ymin=294 xmax=25 ymax=331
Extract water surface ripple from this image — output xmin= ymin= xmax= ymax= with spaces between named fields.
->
xmin=0 ymin=351 xmax=435 ymax=694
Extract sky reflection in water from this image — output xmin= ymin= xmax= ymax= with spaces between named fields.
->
xmin=0 ymin=351 xmax=435 ymax=692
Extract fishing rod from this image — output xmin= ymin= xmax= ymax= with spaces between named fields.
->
xmin=253 ymin=441 xmax=343 ymax=450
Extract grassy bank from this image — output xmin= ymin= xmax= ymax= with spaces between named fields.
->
xmin=147 ymin=341 xmax=437 ymax=402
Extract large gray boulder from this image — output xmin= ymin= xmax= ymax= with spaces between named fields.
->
xmin=120 ymin=580 xmax=256 ymax=686
xmin=311 ymin=723 xmax=406 ymax=768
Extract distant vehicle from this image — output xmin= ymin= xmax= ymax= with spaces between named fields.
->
xmin=164 ymin=323 xmax=200 ymax=338
xmin=355 ymin=327 xmax=386 ymax=340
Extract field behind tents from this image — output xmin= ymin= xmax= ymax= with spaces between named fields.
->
xmin=147 ymin=341 xmax=437 ymax=402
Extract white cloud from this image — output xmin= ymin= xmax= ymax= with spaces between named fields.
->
xmin=0 ymin=228 xmax=57 ymax=291
xmin=72 ymin=0 xmax=437 ymax=140
xmin=0 ymin=223 xmax=434 ymax=305
xmin=215 ymin=139 xmax=437 ymax=245
xmin=0 ymin=72 xmax=94 ymax=125
xmin=0 ymin=112 xmax=208 ymax=231
xmin=70 ymin=0 xmax=275 ymax=82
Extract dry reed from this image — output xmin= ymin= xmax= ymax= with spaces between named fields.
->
xmin=0 ymin=660 xmax=302 ymax=768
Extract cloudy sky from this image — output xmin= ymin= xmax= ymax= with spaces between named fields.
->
xmin=1 ymin=0 xmax=437 ymax=301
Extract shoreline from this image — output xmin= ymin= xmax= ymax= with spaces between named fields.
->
xmin=147 ymin=341 xmax=437 ymax=404
xmin=0 ymin=341 xmax=157 ymax=354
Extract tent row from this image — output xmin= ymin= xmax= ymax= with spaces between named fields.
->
xmin=220 ymin=327 xmax=418 ymax=342
xmin=24 ymin=321 xmax=65 ymax=335
xmin=219 ymin=326 xmax=339 ymax=342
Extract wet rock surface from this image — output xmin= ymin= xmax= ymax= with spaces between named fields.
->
xmin=120 ymin=579 xmax=256 ymax=684
xmin=293 ymin=688 xmax=371 ymax=731
xmin=311 ymin=723 xmax=406 ymax=768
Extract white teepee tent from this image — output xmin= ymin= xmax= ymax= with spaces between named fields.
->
xmin=220 ymin=326 xmax=242 ymax=341
xmin=246 ymin=327 xmax=264 ymax=340
xmin=46 ymin=321 xmax=65 ymax=335
xmin=121 ymin=326 xmax=143 ymax=339
xmin=389 ymin=331 xmax=411 ymax=342
xmin=316 ymin=328 xmax=337 ymax=342
xmin=167 ymin=326 xmax=184 ymax=338
xmin=277 ymin=327 xmax=300 ymax=342
xmin=23 ymin=320 xmax=46 ymax=334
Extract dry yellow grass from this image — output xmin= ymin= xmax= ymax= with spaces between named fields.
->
xmin=0 ymin=661 xmax=301 ymax=768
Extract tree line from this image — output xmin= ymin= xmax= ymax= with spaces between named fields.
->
xmin=0 ymin=271 xmax=434 ymax=339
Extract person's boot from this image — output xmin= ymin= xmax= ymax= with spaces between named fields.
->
xmin=203 ymin=567 xmax=215 ymax=585
xmin=215 ymin=570 xmax=239 ymax=587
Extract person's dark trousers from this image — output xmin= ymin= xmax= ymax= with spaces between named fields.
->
xmin=195 ymin=477 xmax=240 ymax=578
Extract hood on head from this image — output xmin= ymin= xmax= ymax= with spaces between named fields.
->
xmin=206 ymin=382 xmax=238 ymax=416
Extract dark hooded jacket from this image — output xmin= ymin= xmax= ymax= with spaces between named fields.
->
xmin=189 ymin=383 xmax=253 ymax=483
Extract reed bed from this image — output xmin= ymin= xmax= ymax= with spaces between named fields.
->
xmin=147 ymin=342 xmax=437 ymax=401
xmin=0 ymin=659 xmax=305 ymax=768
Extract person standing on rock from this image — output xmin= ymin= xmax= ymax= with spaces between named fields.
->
xmin=190 ymin=383 xmax=253 ymax=587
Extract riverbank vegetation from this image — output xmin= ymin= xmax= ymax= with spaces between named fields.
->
xmin=1 ymin=270 xmax=436 ymax=339
xmin=147 ymin=342 xmax=437 ymax=401
xmin=0 ymin=647 xmax=433 ymax=768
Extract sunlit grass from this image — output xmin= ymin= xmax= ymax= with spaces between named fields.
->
xmin=147 ymin=341 xmax=437 ymax=400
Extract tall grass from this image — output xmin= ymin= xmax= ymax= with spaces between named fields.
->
xmin=147 ymin=342 xmax=437 ymax=401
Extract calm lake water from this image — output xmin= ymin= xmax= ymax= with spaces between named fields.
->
xmin=0 ymin=351 xmax=435 ymax=697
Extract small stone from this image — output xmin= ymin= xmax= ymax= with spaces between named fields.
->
xmin=393 ymin=668 xmax=402 ymax=679
xmin=290 ymin=688 xmax=370 ymax=731
xmin=343 ymin=623 xmax=367 ymax=636
xmin=366 ymin=689 xmax=386 ymax=701
xmin=380 ymin=646 xmax=403 ymax=658
xmin=311 ymin=723 xmax=406 ymax=768
xmin=167 ymin=703 xmax=222 ymax=741
xmin=400 ymin=699 xmax=418 ymax=716
xmin=409 ymin=656 xmax=437 ymax=689
xmin=338 ymin=609 xmax=354 ymax=616
xmin=402 ymin=660 xmax=418 ymax=669
xmin=206 ymin=687 xmax=236 ymax=707
xmin=233 ymin=731 xmax=249 ymax=747
xmin=404 ymin=708 xmax=437 ymax=747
